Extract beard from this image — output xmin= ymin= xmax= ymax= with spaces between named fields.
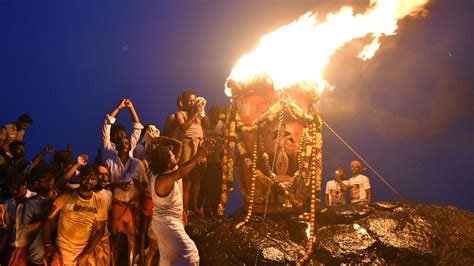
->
xmin=81 ymin=183 xmax=95 ymax=192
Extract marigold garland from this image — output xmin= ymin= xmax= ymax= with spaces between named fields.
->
xmin=218 ymin=105 xmax=237 ymax=215
xmin=298 ymin=115 xmax=323 ymax=264
xmin=235 ymin=137 xmax=259 ymax=229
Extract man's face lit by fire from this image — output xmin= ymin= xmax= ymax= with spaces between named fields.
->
xmin=97 ymin=166 xmax=109 ymax=189
xmin=182 ymin=94 xmax=196 ymax=112
xmin=116 ymin=137 xmax=130 ymax=155
xmin=79 ymin=173 xmax=98 ymax=192
xmin=351 ymin=161 xmax=362 ymax=176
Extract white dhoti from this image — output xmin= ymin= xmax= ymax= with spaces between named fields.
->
xmin=151 ymin=217 xmax=199 ymax=266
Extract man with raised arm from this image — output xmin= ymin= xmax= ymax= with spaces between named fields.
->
xmin=102 ymin=99 xmax=143 ymax=162
xmin=105 ymin=136 xmax=148 ymax=266
xmin=148 ymin=137 xmax=215 ymax=265
xmin=0 ymin=141 xmax=54 ymax=199
xmin=43 ymin=165 xmax=107 ymax=265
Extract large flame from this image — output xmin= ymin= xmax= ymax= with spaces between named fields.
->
xmin=225 ymin=0 xmax=429 ymax=96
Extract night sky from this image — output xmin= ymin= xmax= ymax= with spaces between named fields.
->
xmin=1 ymin=0 xmax=472 ymax=212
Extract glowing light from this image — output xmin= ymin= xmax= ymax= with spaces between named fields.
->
xmin=306 ymin=223 xmax=311 ymax=239
xmin=353 ymin=223 xmax=370 ymax=239
xmin=225 ymin=0 xmax=430 ymax=96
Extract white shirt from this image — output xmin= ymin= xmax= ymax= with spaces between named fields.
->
xmin=105 ymin=156 xmax=147 ymax=202
xmin=96 ymin=189 xmax=113 ymax=234
xmin=348 ymin=174 xmax=371 ymax=203
xmin=325 ymin=180 xmax=349 ymax=206
xmin=96 ymin=189 xmax=113 ymax=211
xmin=101 ymin=114 xmax=143 ymax=162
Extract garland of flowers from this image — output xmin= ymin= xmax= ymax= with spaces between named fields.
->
xmin=264 ymin=111 xmax=286 ymax=215
xmin=218 ymin=105 xmax=237 ymax=216
xmin=235 ymin=136 xmax=259 ymax=229
xmin=220 ymin=105 xmax=254 ymax=215
xmin=298 ymin=115 xmax=323 ymax=265
xmin=294 ymin=128 xmax=309 ymax=185
xmin=235 ymin=100 xmax=314 ymax=134
xmin=282 ymin=126 xmax=314 ymax=212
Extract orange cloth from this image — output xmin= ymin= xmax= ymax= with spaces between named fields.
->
xmin=7 ymin=246 xmax=28 ymax=266
xmin=112 ymin=200 xmax=138 ymax=235
xmin=49 ymin=250 xmax=63 ymax=266
xmin=141 ymin=194 xmax=153 ymax=217
xmin=88 ymin=234 xmax=110 ymax=266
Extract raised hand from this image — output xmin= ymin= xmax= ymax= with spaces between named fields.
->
xmin=196 ymin=138 xmax=216 ymax=160
xmin=76 ymin=154 xmax=88 ymax=166
xmin=43 ymin=146 xmax=55 ymax=154
xmin=124 ymin=99 xmax=134 ymax=108
xmin=118 ymin=99 xmax=127 ymax=109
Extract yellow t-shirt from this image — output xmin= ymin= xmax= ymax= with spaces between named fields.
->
xmin=54 ymin=190 xmax=107 ymax=264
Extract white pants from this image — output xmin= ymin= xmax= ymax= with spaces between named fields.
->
xmin=151 ymin=217 xmax=199 ymax=266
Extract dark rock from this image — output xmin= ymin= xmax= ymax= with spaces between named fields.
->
xmin=317 ymin=203 xmax=374 ymax=226
xmin=187 ymin=213 xmax=305 ymax=265
xmin=186 ymin=202 xmax=474 ymax=265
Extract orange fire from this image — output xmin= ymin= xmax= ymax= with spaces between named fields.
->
xmin=225 ymin=0 xmax=430 ymax=96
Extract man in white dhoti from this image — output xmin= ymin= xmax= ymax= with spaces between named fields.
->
xmin=147 ymin=137 xmax=214 ymax=265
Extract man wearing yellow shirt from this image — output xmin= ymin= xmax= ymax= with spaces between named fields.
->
xmin=43 ymin=165 xmax=107 ymax=265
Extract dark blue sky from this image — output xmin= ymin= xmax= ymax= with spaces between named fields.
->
xmin=1 ymin=0 xmax=472 ymax=212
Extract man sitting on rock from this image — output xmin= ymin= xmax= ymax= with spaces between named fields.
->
xmin=348 ymin=160 xmax=372 ymax=204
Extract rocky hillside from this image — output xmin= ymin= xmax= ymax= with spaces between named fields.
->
xmin=187 ymin=202 xmax=474 ymax=265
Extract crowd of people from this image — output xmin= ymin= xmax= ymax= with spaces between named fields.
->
xmin=0 ymin=90 xmax=222 ymax=266
xmin=0 ymin=89 xmax=373 ymax=266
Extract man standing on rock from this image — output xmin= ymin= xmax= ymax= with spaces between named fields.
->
xmin=174 ymin=90 xmax=210 ymax=217
xmin=148 ymin=137 xmax=215 ymax=265
xmin=348 ymin=160 xmax=372 ymax=204
xmin=324 ymin=167 xmax=349 ymax=207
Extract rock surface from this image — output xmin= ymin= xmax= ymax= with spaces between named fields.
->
xmin=186 ymin=201 xmax=474 ymax=265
